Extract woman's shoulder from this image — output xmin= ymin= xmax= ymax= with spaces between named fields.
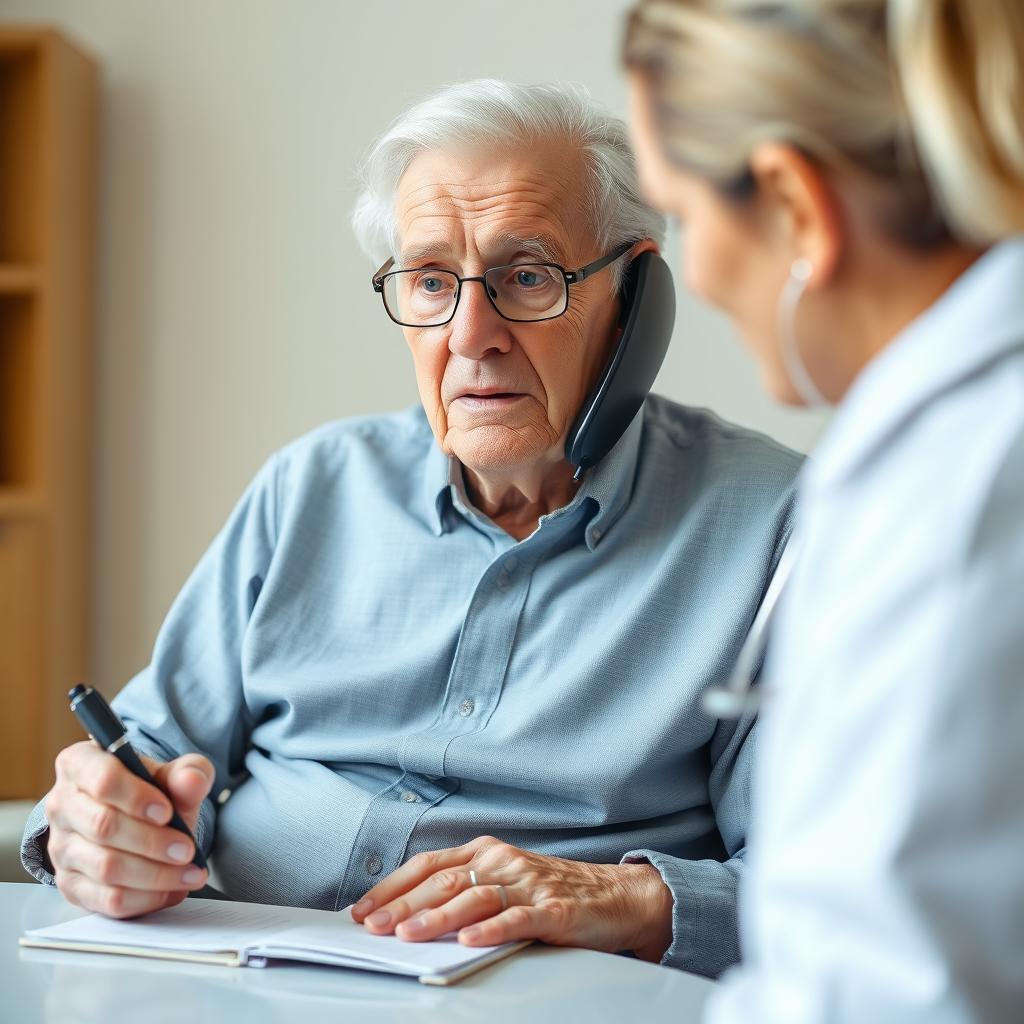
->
xmin=900 ymin=345 xmax=1024 ymax=552
xmin=819 ymin=345 xmax=1024 ymax=584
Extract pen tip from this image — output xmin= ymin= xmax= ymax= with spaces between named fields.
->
xmin=68 ymin=684 xmax=87 ymax=701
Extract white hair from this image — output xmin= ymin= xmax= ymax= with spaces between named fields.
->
xmin=352 ymin=79 xmax=666 ymax=291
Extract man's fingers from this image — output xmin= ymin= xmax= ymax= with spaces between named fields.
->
xmin=54 ymin=791 xmax=199 ymax=867
xmin=352 ymin=842 xmax=481 ymax=923
xmin=56 ymin=867 xmax=176 ymax=920
xmin=363 ymin=865 xmax=480 ymax=934
xmin=60 ymin=832 xmax=208 ymax=893
xmin=458 ymin=904 xmax=547 ymax=947
xmin=159 ymin=889 xmax=191 ymax=912
xmin=356 ymin=841 xmax=636 ymax=953
xmin=393 ymin=883 xmax=508 ymax=943
xmin=150 ymin=755 xmax=214 ymax=830
xmin=53 ymin=742 xmax=173 ymax=825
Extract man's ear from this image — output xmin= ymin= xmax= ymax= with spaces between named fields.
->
xmin=608 ymin=238 xmax=660 ymax=327
xmin=631 ymin=238 xmax=660 ymax=259
xmin=748 ymin=143 xmax=844 ymax=286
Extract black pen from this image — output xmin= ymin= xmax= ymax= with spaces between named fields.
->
xmin=68 ymin=684 xmax=207 ymax=870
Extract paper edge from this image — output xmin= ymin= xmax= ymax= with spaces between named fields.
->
xmin=18 ymin=936 xmax=244 ymax=968
xmin=417 ymin=940 xmax=532 ymax=985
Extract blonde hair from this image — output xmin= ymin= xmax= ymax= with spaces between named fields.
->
xmin=623 ymin=0 xmax=1024 ymax=246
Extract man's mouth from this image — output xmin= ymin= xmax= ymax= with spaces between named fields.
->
xmin=450 ymin=390 xmax=528 ymax=413
xmin=453 ymin=387 xmax=526 ymax=403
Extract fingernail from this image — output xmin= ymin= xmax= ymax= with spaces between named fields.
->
xmin=146 ymin=804 xmax=167 ymax=822
xmin=401 ymin=915 xmax=427 ymax=935
xmin=182 ymin=867 xmax=204 ymax=885
xmin=167 ymin=842 xmax=191 ymax=863
xmin=460 ymin=926 xmax=482 ymax=942
xmin=353 ymin=898 xmax=373 ymax=917
xmin=366 ymin=910 xmax=391 ymax=929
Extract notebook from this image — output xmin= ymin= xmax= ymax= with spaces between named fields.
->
xmin=19 ymin=897 xmax=530 ymax=985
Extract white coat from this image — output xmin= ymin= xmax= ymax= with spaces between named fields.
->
xmin=708 ymin=238 xmax=1024 ymax=1023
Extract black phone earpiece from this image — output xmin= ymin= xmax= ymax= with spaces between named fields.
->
xmin=565 ymin=251 xmax=676 ymax=476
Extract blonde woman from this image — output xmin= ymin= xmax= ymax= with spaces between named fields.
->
xmin=624 ymin=1 xmax=1024 ymax=1020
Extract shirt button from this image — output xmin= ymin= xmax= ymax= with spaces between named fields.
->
xmin=400 ymin=790 xmax=419 ymax=803
xmin=503 ymin=556 xmax=518 ymax=573
xmin=458 ymin=698 xmax=475 ymax=717
xmin=365 ymin=854 xmax=383 ymax=876
xmin=591 ymin=527 xmax=603 ymax=543
xmin=496 ymin=573 xmax=509 ymax=590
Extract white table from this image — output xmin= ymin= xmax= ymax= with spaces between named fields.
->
xmin=3 ymin=882 xmax=713 ymax=1023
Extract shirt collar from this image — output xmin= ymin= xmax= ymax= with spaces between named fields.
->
xmin=423 ymin=404 xmax=646 ymax=550
xmin=578 ymin=404 xmax=646 ymax=550
xmin=807 ymin=236 xmax=1024 ymax=494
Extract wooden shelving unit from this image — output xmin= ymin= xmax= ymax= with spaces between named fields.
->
xmin=0 ymin=27 xmax=97 ymax=799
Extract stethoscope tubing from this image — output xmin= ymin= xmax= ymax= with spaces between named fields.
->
xmin=702 ymin=537 xmax=800 ymax=719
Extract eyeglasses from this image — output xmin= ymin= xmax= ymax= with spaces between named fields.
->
xmin=371 ymin=241 xmax=632 ymax=328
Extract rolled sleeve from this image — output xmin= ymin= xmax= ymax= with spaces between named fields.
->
xmin=621 ymin=847 xmax=743 ymax=977
xmin=620 ymin=685 xmax=758 ymax=978
xmin=20 ymin=800 xmax=52 ymax=884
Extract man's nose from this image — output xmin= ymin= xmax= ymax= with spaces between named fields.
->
xmin=447 ymin=278 xmax=514 ymax=359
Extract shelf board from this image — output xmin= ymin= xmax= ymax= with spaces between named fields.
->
xmin=0 ymin=26 xmax=51 ymax=52
xmin=0 ymin=489 xmax=44 ymax=519
xmin=0 ymin=264 xmax=41 ymax=295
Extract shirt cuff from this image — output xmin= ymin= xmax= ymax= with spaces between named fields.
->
xmin=20 ymin=800 xmax=54 ymax=885
xmin=621 ymin=847 xmax=741 ymax=979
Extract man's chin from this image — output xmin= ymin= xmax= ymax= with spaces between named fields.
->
xmin=444 ymin=423 xmax=558 ymax=474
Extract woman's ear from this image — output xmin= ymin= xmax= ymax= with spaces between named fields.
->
xmin=748 ymin=142 xmax=844 ymax=286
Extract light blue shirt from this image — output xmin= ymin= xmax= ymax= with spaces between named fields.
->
xmin=708 ymin=239 xmax=1024 ymax=1019
xmin=23 ymin=394 xmax=800 ymax=978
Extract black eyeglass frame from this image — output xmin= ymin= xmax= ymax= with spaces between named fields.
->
xmin=370 ymin=241 xmax=634 ymax=327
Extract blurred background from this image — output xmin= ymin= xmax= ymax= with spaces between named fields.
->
xmin=0 ymin=0 xmax=827 ymax=872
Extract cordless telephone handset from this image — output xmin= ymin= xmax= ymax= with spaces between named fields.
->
xmin=565 ymin=251 xmax=676 ymax=476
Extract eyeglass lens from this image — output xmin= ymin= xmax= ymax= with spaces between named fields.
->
xmin=383 ymin=264 xmax=567 ymax=326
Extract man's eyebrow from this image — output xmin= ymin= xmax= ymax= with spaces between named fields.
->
xmin=398 ymin=234 xmax=567 ymax=269
xmin=493 ymin=234 xmax=565 ymax=265
xmin=398 ymin=241 xmax=453 ymax=268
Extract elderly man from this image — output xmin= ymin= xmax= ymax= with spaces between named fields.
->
xmin=22 ymin=80 xmax=800 ymax=979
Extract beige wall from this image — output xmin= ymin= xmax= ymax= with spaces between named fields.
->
xmin=0 ymin=0 xmax=827 ymax=693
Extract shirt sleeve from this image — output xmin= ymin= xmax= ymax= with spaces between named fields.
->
xmin=618 ymin=486 xmax=792 ymax=980
xmin=21 ymin=455 xmax=280 ymax=885
xmin=621 ymin=701 xmax=756 ymax=979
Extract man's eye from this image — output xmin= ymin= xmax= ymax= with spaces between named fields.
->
xmin=411 ymin=272 xmax=452 ymax=296
xmin=515 ymin=270 xmax=540 ymax=288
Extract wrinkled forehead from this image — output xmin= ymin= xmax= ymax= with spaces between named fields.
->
xmin=393 ymin=141 xmax=595 ymax=266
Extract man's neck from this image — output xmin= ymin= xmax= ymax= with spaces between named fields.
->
xmin=462 ymin=460 xmax=581 ymax=542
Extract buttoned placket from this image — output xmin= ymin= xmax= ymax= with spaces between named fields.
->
xmin=335 ymin=499 xmax=592 ymax=911
xmin=333 ymin=772 xmax=459 ymax=909
xmin=395 ymin=528 xmax=532 ymax=779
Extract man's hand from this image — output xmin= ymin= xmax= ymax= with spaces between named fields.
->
xmin=351 ymin=836 xmax=674 ymax=962
xmin=43 ymin=741 xmax=214 ymax=918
